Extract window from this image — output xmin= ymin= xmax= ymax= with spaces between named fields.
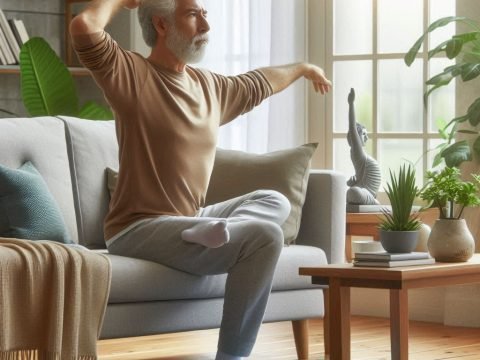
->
xmin=197 ymin=0 xmax=307 ymax=154
xmin=327 ymin=0 xmax=456 ymax=188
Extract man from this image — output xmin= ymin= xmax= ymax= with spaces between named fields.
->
xmin=70 ymin=1 xmax=331 ymax=359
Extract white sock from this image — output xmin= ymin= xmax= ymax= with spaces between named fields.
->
xmin=215 ymin=351 xmax=244 ymax=360
xmin=181 ymin=220 xmax=230 ymax=248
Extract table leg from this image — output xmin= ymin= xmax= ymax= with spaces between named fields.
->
xmin=390 ymin=289 xmax=409 ymax=360
xmin=323 ymin=288 xmax=330 ymax=356
xmin=329 ymin=278 xmax=351 ymax=360
xmin=345 ymin=234 xmax=352 ymax=262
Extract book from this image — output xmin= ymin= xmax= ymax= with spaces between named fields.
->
xmin=353 ymin=257 xmax=435 ymax=268
xmin=8 ymin=19 xmax=29 ymax=47
xmin=0 ymin=26 xmax=15 ymax=64
xmin=0 ymin=38 xmax=6 ymax=65
xmin=346 ymin=204 xmax=385 ymax=213
xmin=0 ymin=8 xmax=20 ymax=63
xmin=354 ymin=251 xmax=431 ymax=261
xmin=347 ymin=204 xmax=422 ymax=213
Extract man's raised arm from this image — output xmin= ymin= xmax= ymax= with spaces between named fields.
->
xmin=258 ymin=62 xmax=332 ymax=95
xmin=69 ymin=0 xmax=141 ymax=35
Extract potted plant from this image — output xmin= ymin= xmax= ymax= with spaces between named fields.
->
xmin=1 ymin=37 xmax=112 ymax=119
xmin=420 ymin=166 xmax=480 ymax=262
xmin=405 ymin=16 xmax=480 ymax=168
xmin=378 ymin=164 xmax=422 ymax=253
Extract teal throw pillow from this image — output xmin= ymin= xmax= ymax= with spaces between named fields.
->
xmin=0 ymin=161 xmax=72 ymax=243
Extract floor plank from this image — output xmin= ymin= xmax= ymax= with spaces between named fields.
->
xmin=98 ymin=316 xmax=480 ymax=360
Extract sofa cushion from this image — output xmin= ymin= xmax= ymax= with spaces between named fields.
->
xmin=59 ymin=116 xmax=118 ymax=249
xmin=0 ymin=161 xmax=72 ymax=243
xmin=106 ymin=244 xmax=326 ymax=303
xmin=0 ymin=117 xmax=79 ymax=243
xmin=206 ymin=144 xmax=317 ymax=244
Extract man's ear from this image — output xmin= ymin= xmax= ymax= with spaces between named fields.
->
xmin=152 ymin=15 xmax=169 ymax=38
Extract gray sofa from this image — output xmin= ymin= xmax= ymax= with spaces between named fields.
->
xmin=0 ymin=116 xmax=346 ymax=358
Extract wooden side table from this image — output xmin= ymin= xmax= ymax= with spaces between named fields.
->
xmin=300 ymin=255 xmax=480 ymax=360
xmin=345 ymin=209 xmax=438 ymax=262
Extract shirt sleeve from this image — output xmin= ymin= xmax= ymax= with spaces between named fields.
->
xmin=71 ymin=31 xmax=146 ymax=113
xmin=207 ymin=69 xmax=274 ymax=125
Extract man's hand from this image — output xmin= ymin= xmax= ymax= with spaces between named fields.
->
xmin=259 ymin=62 xmax=332 ymax=95
xmin=304 ymin=64 xmax=332 ymax=95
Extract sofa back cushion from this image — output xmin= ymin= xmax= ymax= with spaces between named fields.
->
xmin=0 ymin=117 xmax=79 ymax=243
xmin=60 ymin=116 xmax=118 ymax=249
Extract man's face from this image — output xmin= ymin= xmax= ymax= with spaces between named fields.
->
xmin=166 ymin=0 xmax=210 ymax=64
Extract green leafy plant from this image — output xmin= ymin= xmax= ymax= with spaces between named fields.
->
xmin=421 ymin=166 xmax=480 ymax=219
xmin=379 ymin=164 xmax=422 ymax=231
xmin=8 ymin=37 xmax=112 ymax=119
xmin=405 ymin=16 xmax=480 ymax=168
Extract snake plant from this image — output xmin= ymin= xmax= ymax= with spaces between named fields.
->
xmin=379 ymin=164 xmax=422 ymax=231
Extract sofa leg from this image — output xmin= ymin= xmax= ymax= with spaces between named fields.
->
xmin=292 ymin=319 xmax=309 ymax=359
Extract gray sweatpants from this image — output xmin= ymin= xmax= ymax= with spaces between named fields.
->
xmin=106 ymin=190 xmax=291 ymax=357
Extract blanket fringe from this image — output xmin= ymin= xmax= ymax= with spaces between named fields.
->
xmin=0 ymin=350 xmax=96 ymax=360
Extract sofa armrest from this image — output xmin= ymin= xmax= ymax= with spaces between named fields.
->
xmin=295 ymin=170 xmax=346 ymax=264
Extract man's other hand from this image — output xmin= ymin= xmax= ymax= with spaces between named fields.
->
xmin=304 ymin=64 xmax=332 ymax=95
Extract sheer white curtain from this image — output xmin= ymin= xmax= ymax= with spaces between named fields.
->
xmin=197 ymin=0 xmax=307 ymax=153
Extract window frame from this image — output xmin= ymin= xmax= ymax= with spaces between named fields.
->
xmin=318 ymin=0 xmax=454 ymax=188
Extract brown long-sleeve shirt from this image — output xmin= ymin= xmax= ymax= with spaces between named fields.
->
xmin=72 ymin=31 xmax=273 ymax=240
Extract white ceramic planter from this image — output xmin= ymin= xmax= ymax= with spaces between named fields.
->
xmin=428 ymin=219 xmax=475 ymax=262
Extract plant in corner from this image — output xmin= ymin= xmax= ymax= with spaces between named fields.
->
xmin=18 ymin=37 xmax=112 ymax=119
xmin=378 ymin=164 xmax=422 ymax=253
xmin=405 ymin=16 xmax=480 ymax=168
xmin=420 ymin=166 xmax=480 ymax=262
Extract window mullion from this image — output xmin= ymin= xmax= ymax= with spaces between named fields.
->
xmin=372 ymin=0 xmax=378 ymax=159
xmin=423 ymin=0 xmax=430 ymax=179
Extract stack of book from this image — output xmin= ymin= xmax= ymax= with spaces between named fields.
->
xmin=353 ymin=251 xmax=435 ymax=267
xmin=0 ymin=8 xmax=29 ymax=65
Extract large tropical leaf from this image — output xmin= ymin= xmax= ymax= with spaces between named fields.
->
xmin=405 ymin=16 xmax=467 ymax=66
xmin=461 ymin=63 xmax=480 ymax=81
xmin=79 ymin=101 xmax=114 ymax=120
xmin=20 ymin=37 xmax=79 ymax=116
xmin=441 ymin=140 xmax=472 ymax=167
xmin=467 ymin=98 xmax=480 ymax=126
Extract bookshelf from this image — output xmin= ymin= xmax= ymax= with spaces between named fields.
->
xmin=0 ymin=1 xmax=108 ymax=116
xmin=0 ymin=65 xmax=91 ymax=76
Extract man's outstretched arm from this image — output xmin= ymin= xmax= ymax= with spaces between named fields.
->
xmin=70 ymin=0 xmax=141 ymax=35
xmin=259 ymin=62 xmax=332 ymax=95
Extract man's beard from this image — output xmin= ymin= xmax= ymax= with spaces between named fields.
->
xmin=166 ymin=25 xmax=208 ymax=64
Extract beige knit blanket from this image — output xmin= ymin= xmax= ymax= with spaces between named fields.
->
xmin=0 ymin=238 xmax=112 ymax=360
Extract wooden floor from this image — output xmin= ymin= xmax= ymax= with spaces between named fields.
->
xmin=98 ymin=316 xmax=480 ymax=360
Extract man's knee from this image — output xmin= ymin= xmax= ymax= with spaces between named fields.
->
xmin=254 ymin=189 xmax=291 ymax=216
xmin=246 ymin=219 xmax=284 ymax=254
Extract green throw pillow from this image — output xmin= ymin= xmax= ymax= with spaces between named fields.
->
xmin=0 ymin=161 xmax=72 ymax=244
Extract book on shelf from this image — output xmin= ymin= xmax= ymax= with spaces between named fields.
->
xmin=353 ymin=257 xmax=435 ymax=268
xmin=354 ymin=251 xmax=431 ymax=261
xmin=347 ymin=204 xmax=422 ymax=213
xmin=0 ymin=25 xmax=15 ymax=65
xmin=0 ymin=37 xmax=6 ymax=65
xmin=8 ymin=19 xmax=29 ymax=47
xmin=0 ymin=8 xmax=20 ymax=63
